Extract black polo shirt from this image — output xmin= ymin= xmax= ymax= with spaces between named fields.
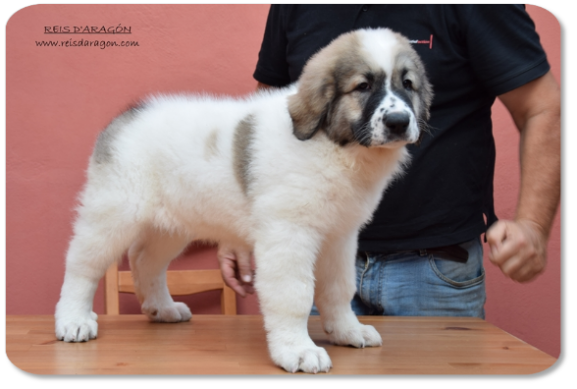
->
xmin=253 ymin=4 xmax=550 ymax=252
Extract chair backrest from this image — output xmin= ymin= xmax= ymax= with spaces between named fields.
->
xmin=104 ymin=262 xmax=237 ymax=315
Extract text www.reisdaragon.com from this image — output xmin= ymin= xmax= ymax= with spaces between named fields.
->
xmin=35 ymin=39 xmax=140 ymax=49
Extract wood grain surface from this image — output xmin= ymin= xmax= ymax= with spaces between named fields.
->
xmin=6 ymin=315 xmax=556 ymax=375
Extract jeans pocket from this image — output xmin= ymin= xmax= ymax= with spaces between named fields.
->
xmin=428 ymin=255 xmax=485 ymax=288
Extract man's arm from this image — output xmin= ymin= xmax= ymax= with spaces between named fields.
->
xmin=217 ymin=245 xmax=255 ymax=297
xmin=487 ymin=71 xmax=561 ymax=282
xmin=257 ymin=82 xmax=274 ymax=90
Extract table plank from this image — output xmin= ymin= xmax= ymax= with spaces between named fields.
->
xmin=6 ymin=315 xmax=556 ymax=375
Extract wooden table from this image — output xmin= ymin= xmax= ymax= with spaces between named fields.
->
xmin=6 ymin=315 xmax=556 ymax=375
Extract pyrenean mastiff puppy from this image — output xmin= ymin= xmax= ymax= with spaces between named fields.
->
xmin=55 ymin=28 xmax=432 ymax=373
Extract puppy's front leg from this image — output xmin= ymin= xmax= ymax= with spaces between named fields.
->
xmin=314 ymin=233 xmax=382 ymax=348
xmin=254 ymin=223 xmax=332 ymax=373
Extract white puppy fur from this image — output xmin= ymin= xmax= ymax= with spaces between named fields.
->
xmin=55 ymin=28 xmax=432 ymax=373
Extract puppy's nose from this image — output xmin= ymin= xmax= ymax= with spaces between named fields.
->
xmin=384 ymin=112 xmax=410 ymax=135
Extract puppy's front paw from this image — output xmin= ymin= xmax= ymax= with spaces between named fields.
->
xmin=271 ymin=343 xmax=332 ymax=374
xmin=328 ymin=323 xmax=382 ymax=348
xmin=55 ymin=312 xmax=98 ymax=342
xmin=143 ymin=301 xmax=192 ymax=323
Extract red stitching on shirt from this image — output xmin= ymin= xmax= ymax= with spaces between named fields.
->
xmin=409 ymin=35 xmax=433 ymax=49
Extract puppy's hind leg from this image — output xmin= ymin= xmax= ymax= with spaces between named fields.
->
xmin=55 ymin=211 xmax=139 ymax=342
xmin=128 ymin=230 xmax=192 ymax=322
xmin=314 ymin=233 xmax=382 ymax=348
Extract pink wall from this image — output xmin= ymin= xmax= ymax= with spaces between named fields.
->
xmin=484 ymin=5 xmax=561 ymax=358
xmin=6 ymin=5 xmax=561 ymax=357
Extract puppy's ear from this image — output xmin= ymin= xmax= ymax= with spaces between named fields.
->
xmin=288 ymin=31 xmax=358 ymax=141
xmin=288 ymin=74 xmax=335 ymax=141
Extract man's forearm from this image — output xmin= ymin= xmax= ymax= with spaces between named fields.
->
xmin=515 ymin=102 xmax=561 ymax=238
xmin=499 ymin=71 xmax=561 ymax=237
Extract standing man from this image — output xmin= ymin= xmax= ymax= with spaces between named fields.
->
xmin=219 ymin=5 xmax=560 ymax=318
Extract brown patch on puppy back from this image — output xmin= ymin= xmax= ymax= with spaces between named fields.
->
xmin=233 ymin=114 xmax=255 ymax=195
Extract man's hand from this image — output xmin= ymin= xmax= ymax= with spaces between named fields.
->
xmin=486 ymin=219 xmax=548 ymax=283
xmin=217 ymin=245 xmax=255 ymax=297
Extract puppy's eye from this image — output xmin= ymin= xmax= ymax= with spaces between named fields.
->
xmin=403 ymin=79 xmax=413 ymax=90
xmin=355 ymin=82 xmax=370 ymax=92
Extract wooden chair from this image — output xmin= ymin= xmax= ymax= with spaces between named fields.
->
xmin=104 ymin=262 xmax=237 ymax=315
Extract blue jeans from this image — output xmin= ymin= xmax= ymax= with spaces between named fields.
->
xmin=312 ymin=237 xmax=486 ymax=318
